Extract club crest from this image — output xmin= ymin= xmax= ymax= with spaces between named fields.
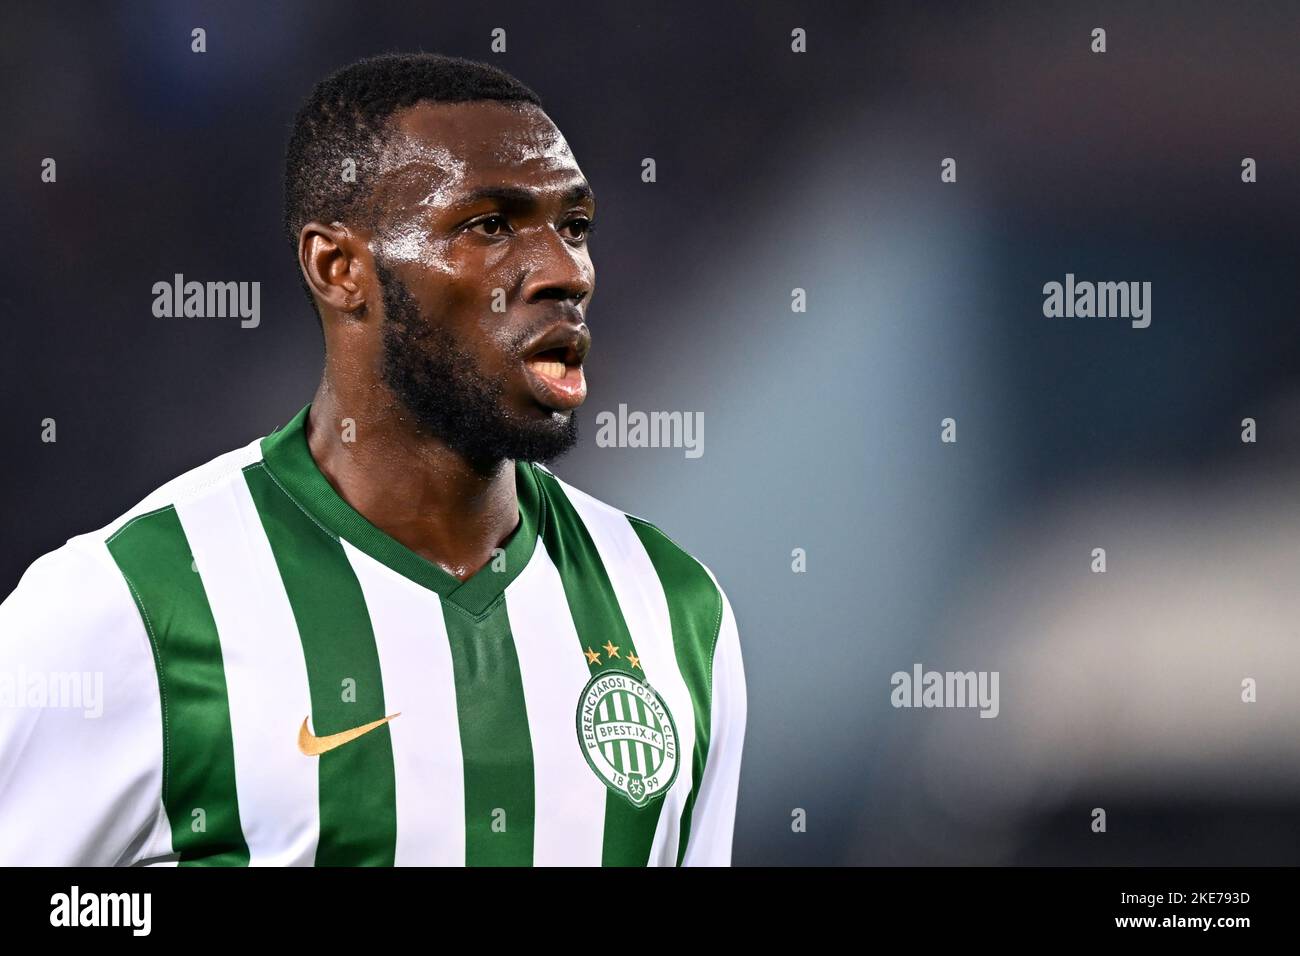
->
xmin=576 ymin=669 xmax=679 ymax=807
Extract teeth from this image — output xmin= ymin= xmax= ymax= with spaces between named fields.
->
xmin=529 ymin=360 xmax=567 ymax=379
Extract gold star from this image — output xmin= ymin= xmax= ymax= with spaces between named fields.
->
xmin=627 ymin=652 xmax=641 ymax=670
xmin=583 ymin=647 xmax=601 ymax=665
xmin=602 ymin=640 xmax=620 ymax=659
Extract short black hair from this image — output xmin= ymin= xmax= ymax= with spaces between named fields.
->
xmin=283 ymin=52 xmax=544 ymax=322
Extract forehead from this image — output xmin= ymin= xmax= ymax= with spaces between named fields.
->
xmin=378 ymin=99 xmax=585 ymax=201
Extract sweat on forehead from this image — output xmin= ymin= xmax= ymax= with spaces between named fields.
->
xmin=377 ymin=100 xmax=570 ymax=176
xmin=368 ymin=101 xmax=580 ymax=217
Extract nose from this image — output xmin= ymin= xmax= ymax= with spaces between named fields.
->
xmin=520 ymin=228 xmax=593 ymax=306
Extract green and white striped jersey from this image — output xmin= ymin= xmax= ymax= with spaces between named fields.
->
xmin=0 ymin=404 xmax=745 ymax=866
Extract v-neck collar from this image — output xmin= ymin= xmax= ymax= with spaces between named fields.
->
xmin=259 ymin=403 xmax=544 ymax=617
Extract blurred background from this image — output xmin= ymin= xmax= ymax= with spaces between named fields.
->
xmin=4 ymin=0 xmax=1300 ymax=864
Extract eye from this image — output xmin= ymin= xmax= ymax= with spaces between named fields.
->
xmin=562 ymin=217 xmax=595 ymax=242
xmin=469 ymin=214 xmax=512 ymax=237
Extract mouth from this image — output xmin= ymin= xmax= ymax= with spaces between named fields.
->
xmin=523 ymin=342 xmax=587 ymax=412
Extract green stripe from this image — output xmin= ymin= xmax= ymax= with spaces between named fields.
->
xmin=533 ymin=468 xmax=661 ymax=866
xmin=442 ymin=601 xmax=535 ymax=865
xmin=106 ymin=506 xmax=248 ymax=866
xmin=243 ymin=462 xmax=397 ymax=866
xmin=628 ymin=516 xmax=721 ymax=867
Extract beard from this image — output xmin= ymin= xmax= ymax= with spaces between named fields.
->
xmin=376 ymin=260 xmax=579 ymax=473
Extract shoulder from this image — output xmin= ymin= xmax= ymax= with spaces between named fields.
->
xmin=96 ymin=434 xmax=266 ymax=543
xmin=2 ymin=431 xmax=267 ymax=658
xmin=0 ymin=538 xmax=140 ymax=661
xmin=528 ymin=461 xmax=731 ymax=640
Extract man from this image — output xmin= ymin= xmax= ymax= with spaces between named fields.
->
xmin=0 ymin=53 xmax=746 ymax=866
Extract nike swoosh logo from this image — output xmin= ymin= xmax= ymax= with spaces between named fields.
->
xmin=298 ymin=713 xmax=400 ymax=756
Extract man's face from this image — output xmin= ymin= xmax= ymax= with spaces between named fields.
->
xmin=364 ymin=99 xmax=595 ymax=470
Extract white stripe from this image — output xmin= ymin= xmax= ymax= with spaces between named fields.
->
xmin=342 ymin=541 xmax=465 ymax=866
xmin=176 ymin=471 xmax=319 ymax=865
xmin=505 ymin=540 xmax=607 ymax=866
xmin=681 ymin=574 xmax=746 ymax=866
xmin=548 ymin=478 xmax=699 ymax=867
xmin=0 ymin=542 xmax=169 ymax=865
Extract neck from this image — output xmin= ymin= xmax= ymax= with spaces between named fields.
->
xmin=305 ymin=377 xmax=520 ymax=582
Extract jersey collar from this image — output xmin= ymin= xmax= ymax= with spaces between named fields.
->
xmin=259 ymin=403 xmax=544 ymax=617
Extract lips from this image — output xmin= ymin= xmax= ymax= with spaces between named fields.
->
xmin=522 ymin=326 xmax=590 ymax=412
xmin=524 ymin=353 xmax=587 ymax=411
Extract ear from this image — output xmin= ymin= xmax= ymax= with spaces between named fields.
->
xmin=298 ymin=221 xmax=371 ymax=317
